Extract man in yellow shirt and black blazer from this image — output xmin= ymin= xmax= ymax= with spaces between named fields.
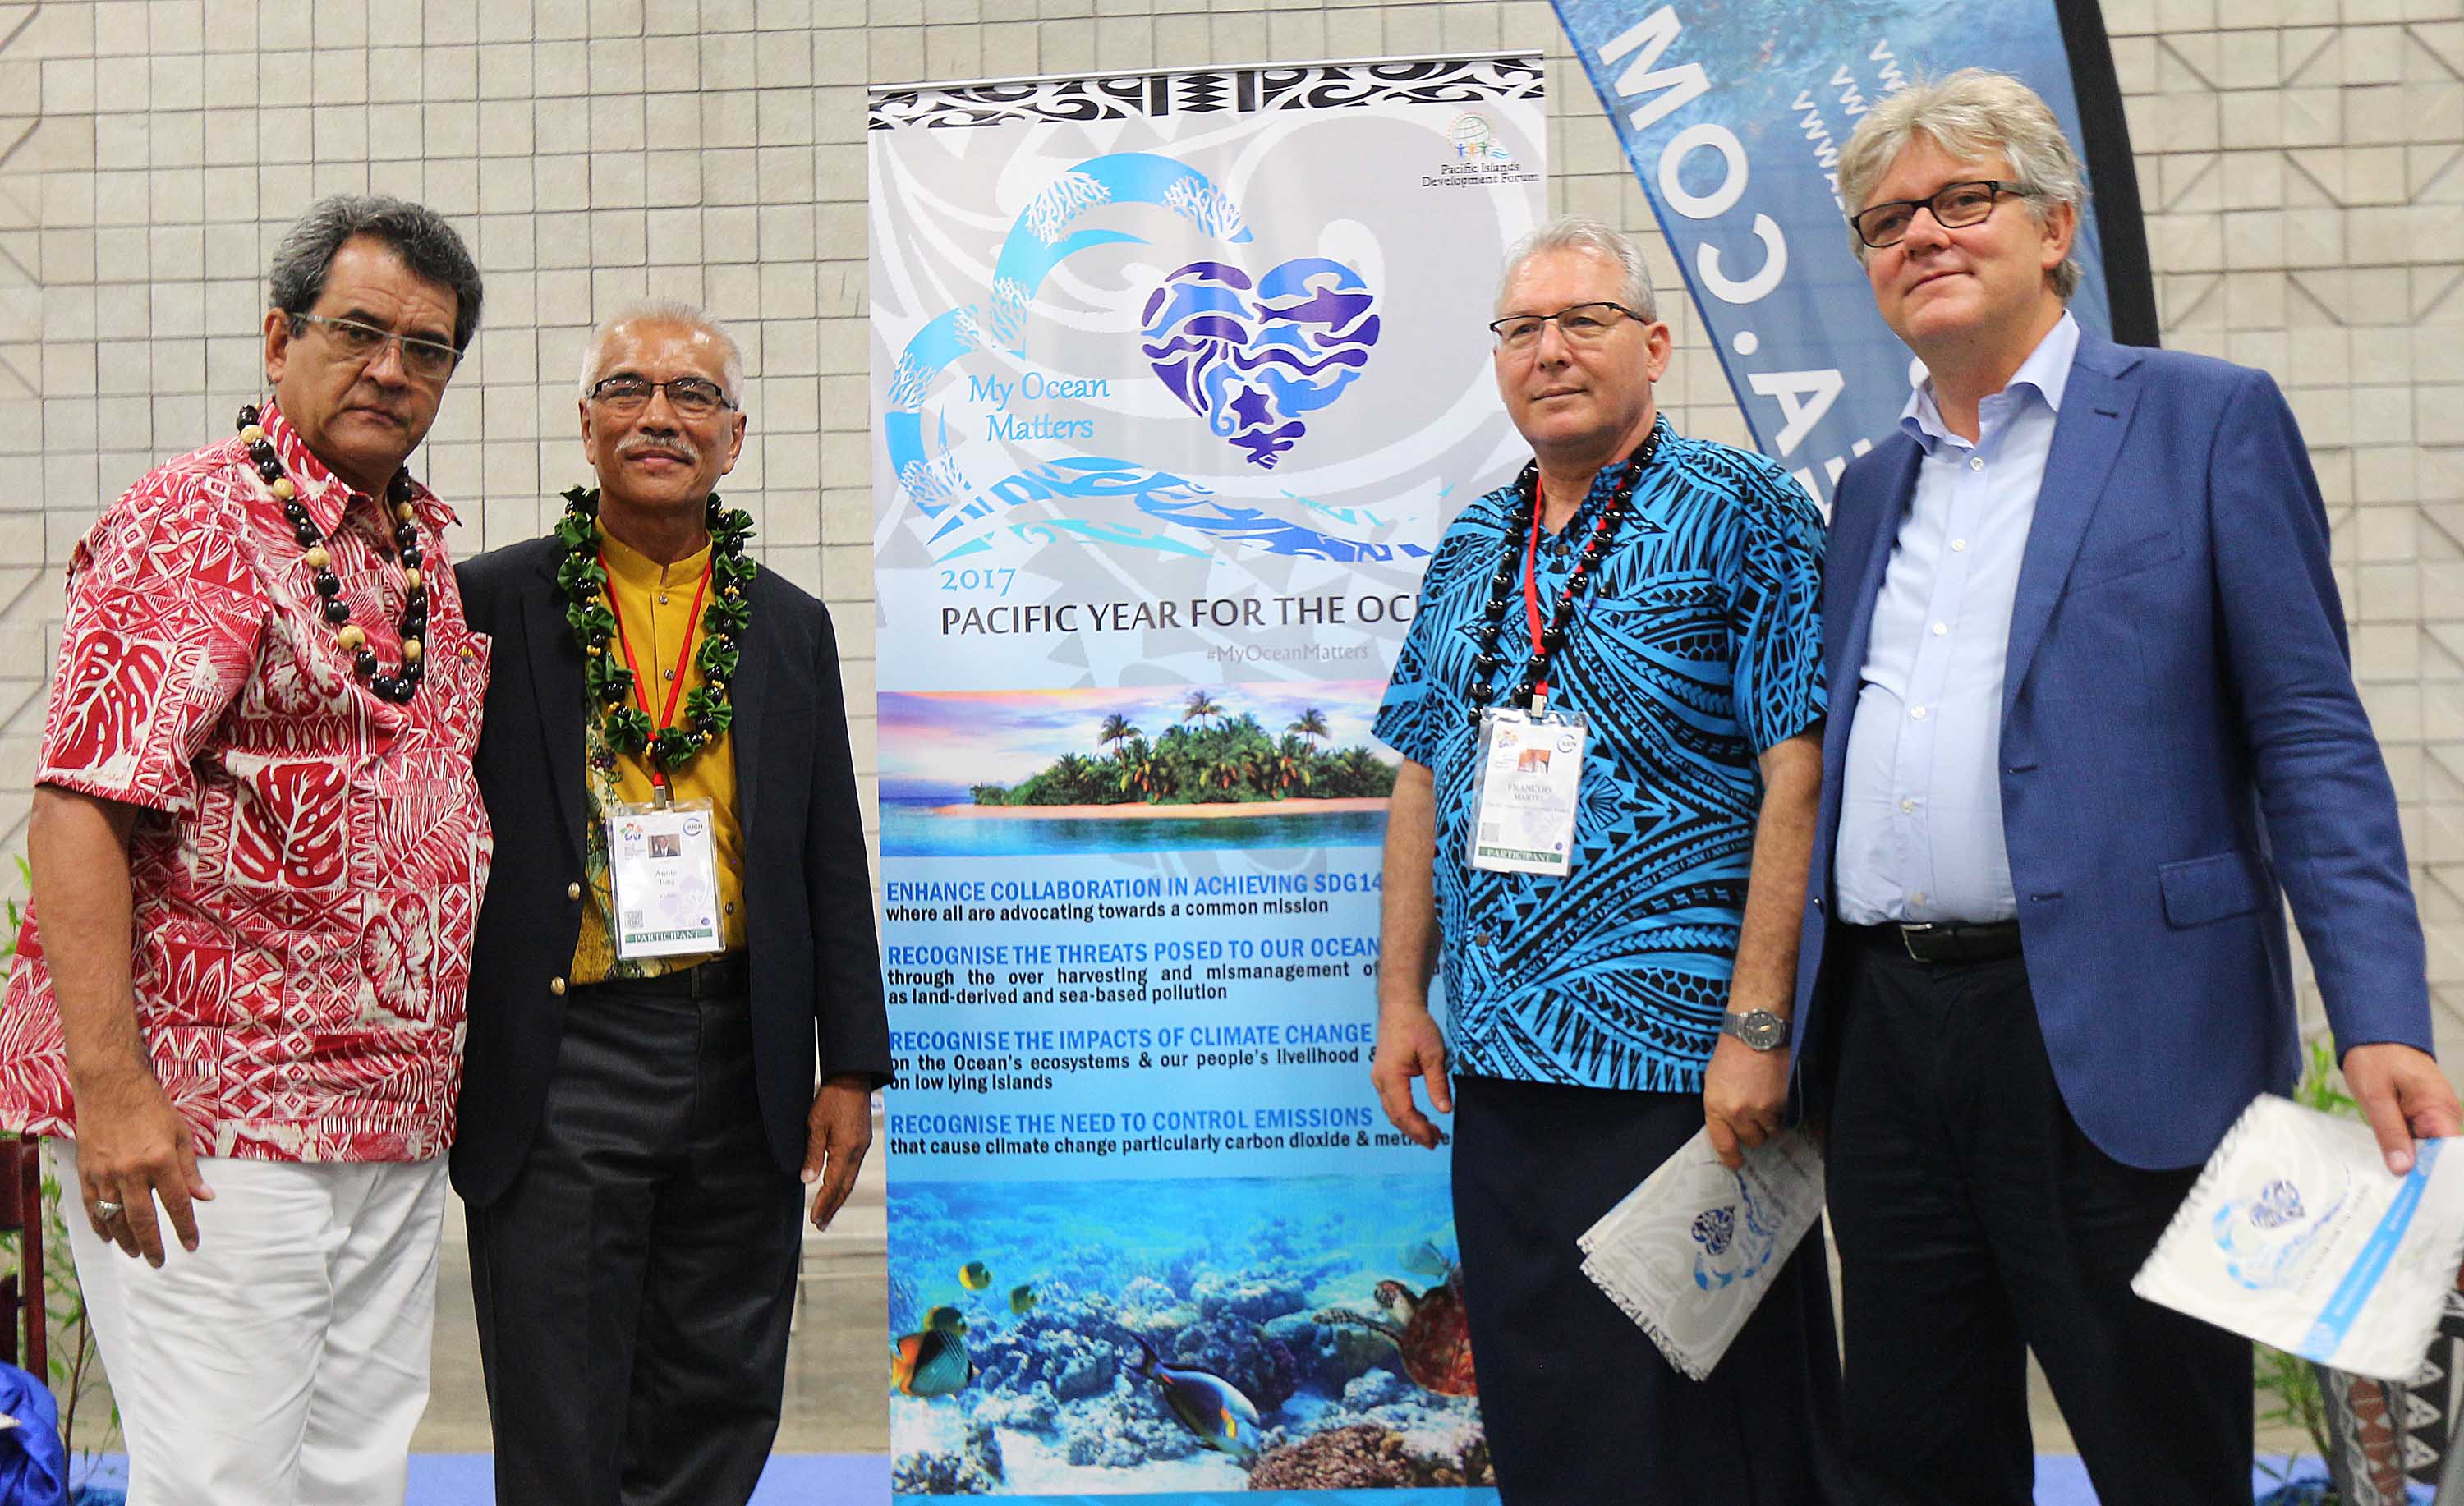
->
xmin=455 ymin=300 xmax=891 ymax=1506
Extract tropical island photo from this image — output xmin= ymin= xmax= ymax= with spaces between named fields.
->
xmin=963 ymin=691 xmax=1396 ymax=816
xmin=879 ymin=685 xmax=1400 ymax=856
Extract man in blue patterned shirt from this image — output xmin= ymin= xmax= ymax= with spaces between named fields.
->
xmin=1371 ymin=216 xmax=1847 ymax=1501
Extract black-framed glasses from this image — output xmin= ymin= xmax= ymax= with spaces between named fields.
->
xmin=291 ymin=313 xmax=462 ymax=382
xmin=1850 ymin=180 xmax=2035 ymax=249
xmin=586 ymin=375 xmax=737 ymax=418
xmin=1487 ymin=301 xmax=1646 ymax=351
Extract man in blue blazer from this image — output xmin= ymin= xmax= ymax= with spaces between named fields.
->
xmin=1799 ymin=70 xmax=2459 ymax=1504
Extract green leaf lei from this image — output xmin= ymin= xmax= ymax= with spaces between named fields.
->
xmin=557 ymin=484 xmax=756 ymax=774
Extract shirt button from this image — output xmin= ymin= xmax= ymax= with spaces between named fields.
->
xmin=664 ymin=668 xmax=677 ymax=681
xmin=567 ymin=881 xmax=582 ymax=901
xmin=1932 ymin=622 xmax=1947 ymax=636
xmin=658 ymin=594 xmax=670 ymax=605
xmin=1910 ymin=706 xmax=1928 ymax=720
xmin=1473 ymin=930 xmax=1492 ymax=945
xmin=550 ymin=976 xmax=568 ymax=997
xmin=1900 ymin=798 xmax=1915 ymax=813
xmin=1911 ymin=890 xmax=1928 ymax=906
xmin=1968 ymin=456 xmax=1984 ymax=471
xmin=1951 ymin=539 xmax=1968 ymax=552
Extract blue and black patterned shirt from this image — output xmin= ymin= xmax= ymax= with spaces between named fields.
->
xmin=1374 ymin=418 xmax=1827 ymax=1094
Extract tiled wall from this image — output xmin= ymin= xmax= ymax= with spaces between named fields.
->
xmin=1 ymin=0 xmax=2457 ymax=1045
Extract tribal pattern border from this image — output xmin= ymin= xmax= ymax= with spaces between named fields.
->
xmin=869 ymin=57 xmax=1544 ymax=131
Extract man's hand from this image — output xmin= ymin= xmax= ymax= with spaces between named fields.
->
xmin=71 ymin=1065 xmax=212 ymax=1266
xmin=1703 ymin=1034 xmax=1790 ymax=1171
xmin=1371 ymin=1001 xmax=1452 ymax=1150
xmin=802 ymin=1074 xmax=876 ymax=1229
xmin=2342 ymin=1042 xmax=2462 ymax=1176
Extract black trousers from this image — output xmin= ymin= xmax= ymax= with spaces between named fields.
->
xmin=1451 ymin=1074 xmax=1851 ymax=1505
xmin=467 ymin=982 xmax=803 ymax=1506
xmin=1825 ymin=935 xmax=2252 ymax=1505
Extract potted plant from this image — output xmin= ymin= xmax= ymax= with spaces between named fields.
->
xmin=0 ymin=865 xmax=122 ymax=1504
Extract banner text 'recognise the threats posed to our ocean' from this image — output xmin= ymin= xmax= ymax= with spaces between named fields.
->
xmin=870 ymin=55 xmax=1544 ymax=1502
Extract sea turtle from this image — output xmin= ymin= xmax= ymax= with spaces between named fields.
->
xmin=1315 ymin=1248 xmax=1477 ymax=1398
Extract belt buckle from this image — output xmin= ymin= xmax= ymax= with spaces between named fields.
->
xmin=1898 ymin=922 xmax=1936 ymax=963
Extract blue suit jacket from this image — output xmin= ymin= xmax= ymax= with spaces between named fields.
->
xmin=1793 ymin=328 xmax=2434 ymax=1169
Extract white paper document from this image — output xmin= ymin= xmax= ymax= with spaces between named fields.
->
xmin=1579 ymin=1126 xmax=1827 ymax=1381
xmin=2133 ymin=1093 xmax=2464 ymax=1381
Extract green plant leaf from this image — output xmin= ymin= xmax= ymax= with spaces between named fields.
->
xmin=607 ymin=708 xmax=653 ymax=754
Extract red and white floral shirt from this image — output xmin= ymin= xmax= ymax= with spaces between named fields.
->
xmin=0 ymin=401 xmax=492 ymax=1162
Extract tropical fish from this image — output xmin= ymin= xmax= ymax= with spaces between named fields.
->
xmin=1400 ymin=1239 xmax=1450 ymax=1279
xmin=958 ymin=1261 xmax=993 ymax=1291
xmin=1009 ymin=1283 xmax=1037 ymax=1314
xmin=1129 ymin=1336 xmax=1262 ymax=1459
xmin=923 ymin=1305 xmax=968 ymax=1333
xmin=891 ymin=1329 xmax=977 ymax=1398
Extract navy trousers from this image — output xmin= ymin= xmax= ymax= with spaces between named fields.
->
xmin=1450 ymin=1074 xmax=1852 ymax=1504
xmin=1825 ymin=935 xmax=2253 ymax=1505
xmin=466 ymin=980 xmax=804 ymax=1506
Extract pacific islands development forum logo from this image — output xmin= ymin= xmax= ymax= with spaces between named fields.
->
xmin=1427 ymin=114 xmax=1535 ymax=189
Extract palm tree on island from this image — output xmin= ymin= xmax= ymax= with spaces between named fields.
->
xmin=1097 ymin=711 xmax=1142 ymax=759
xmin=967 ymin=694 xmax=1398 ymax=809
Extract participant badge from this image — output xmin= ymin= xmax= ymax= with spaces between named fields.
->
xmin=605 ymin=797 xmax=724 ymax=959
xmin=1467 ymin=706 xmax=1587 ymax=877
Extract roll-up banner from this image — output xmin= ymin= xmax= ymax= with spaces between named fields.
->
xmin=868 ymin=53 xmax=1543 ymax=1504
xmin=1544 ymin=0 xmax=2154 ymax=510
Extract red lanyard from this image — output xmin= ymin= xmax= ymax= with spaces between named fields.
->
xmin=602 ymin=552 xmax=712 ymax=788
xmin=1523 ymin=481 xmax=1553 ymax=699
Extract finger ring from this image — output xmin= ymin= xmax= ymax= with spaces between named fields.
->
xmin=91 ymin=1200 xmax=124 ymax=1219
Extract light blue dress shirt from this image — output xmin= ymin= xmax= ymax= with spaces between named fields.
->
xmin=1834 ymin=313 xmax=2080 ymax=925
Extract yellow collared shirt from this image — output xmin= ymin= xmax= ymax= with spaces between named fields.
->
xmin=571 ymin=526 xmax=749 ymax=983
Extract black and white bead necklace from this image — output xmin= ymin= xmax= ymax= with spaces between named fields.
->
xmin=237 ymin=403 xmax=427 ymax=704
xmin=1464 ymin=425 xmax=1663 ymax=727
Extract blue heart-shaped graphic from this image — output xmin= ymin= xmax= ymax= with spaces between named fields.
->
xmin=1140 ymin=259 xmax=1381 ymax=469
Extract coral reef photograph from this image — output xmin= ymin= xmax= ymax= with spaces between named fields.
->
xmin=886 ymin=1173 xmax=1492 ymax=1498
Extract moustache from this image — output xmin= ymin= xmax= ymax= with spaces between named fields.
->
xmin=618 ymin=440 xmax=695 ymax=464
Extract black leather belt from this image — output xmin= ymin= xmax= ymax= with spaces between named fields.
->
xmin=1849 ymin=920 xmax=2022 ymax=965
xmin=581 ymin=953 xmax=749 ymax=999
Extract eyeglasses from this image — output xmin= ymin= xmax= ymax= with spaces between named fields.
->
xmin=586 ymin=375 xmax=737 ymax=419
xmin=1850 ymin=180 xmax=2035 ymax=250
xmin=1487 ymin=301 xmax=1645 ymax=351
xmin=291 ymin=314 xmax=461 ymax=383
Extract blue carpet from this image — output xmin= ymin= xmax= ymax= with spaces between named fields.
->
xmin=71 ymin=1454 xmax=891 ymax=1502
xmin=67 ymin=1453 xmax=2418 ymax=1503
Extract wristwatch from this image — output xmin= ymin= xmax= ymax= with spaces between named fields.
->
xmin=1720 ymin=1008 xmax=1789 ymax=1052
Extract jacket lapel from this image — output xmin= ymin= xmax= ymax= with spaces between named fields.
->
xmin=2000 ymin=333 xmax=2144 ymax=720
xmin=1813 ymin=439 xmax=1919 ymax=908
xmin=526 ymin=549 xmax=588 ymax=871
xmin=1827 ymin=438 xmax=1920 ymax=736
xmin=729 ymin=568 xmax=772 ymax=837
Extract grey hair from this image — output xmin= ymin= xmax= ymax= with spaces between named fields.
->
xmin=577 ymin=300 xmax=746 ymax=402
xmin=1837 ymin=68 xmax=2088 ymax=301
xmin=1496 ymin=215 xmax=1658 ymax=323
xmin=267 ymin=195 xmax=484 ymax=351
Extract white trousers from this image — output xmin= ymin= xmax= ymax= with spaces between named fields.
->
xmin=58 ymin=1145 xmax=448 ymax=1506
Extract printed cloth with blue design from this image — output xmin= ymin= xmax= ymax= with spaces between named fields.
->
xmin=1374 ymin=416 xmax=1827 ymax=1094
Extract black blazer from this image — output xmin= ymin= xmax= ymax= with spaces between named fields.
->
xmin=451 ymin=532 xmax=891 ymax=1205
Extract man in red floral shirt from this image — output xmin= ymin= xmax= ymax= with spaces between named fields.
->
xmin=0 ymin=195 xmax=487 ymax=1503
